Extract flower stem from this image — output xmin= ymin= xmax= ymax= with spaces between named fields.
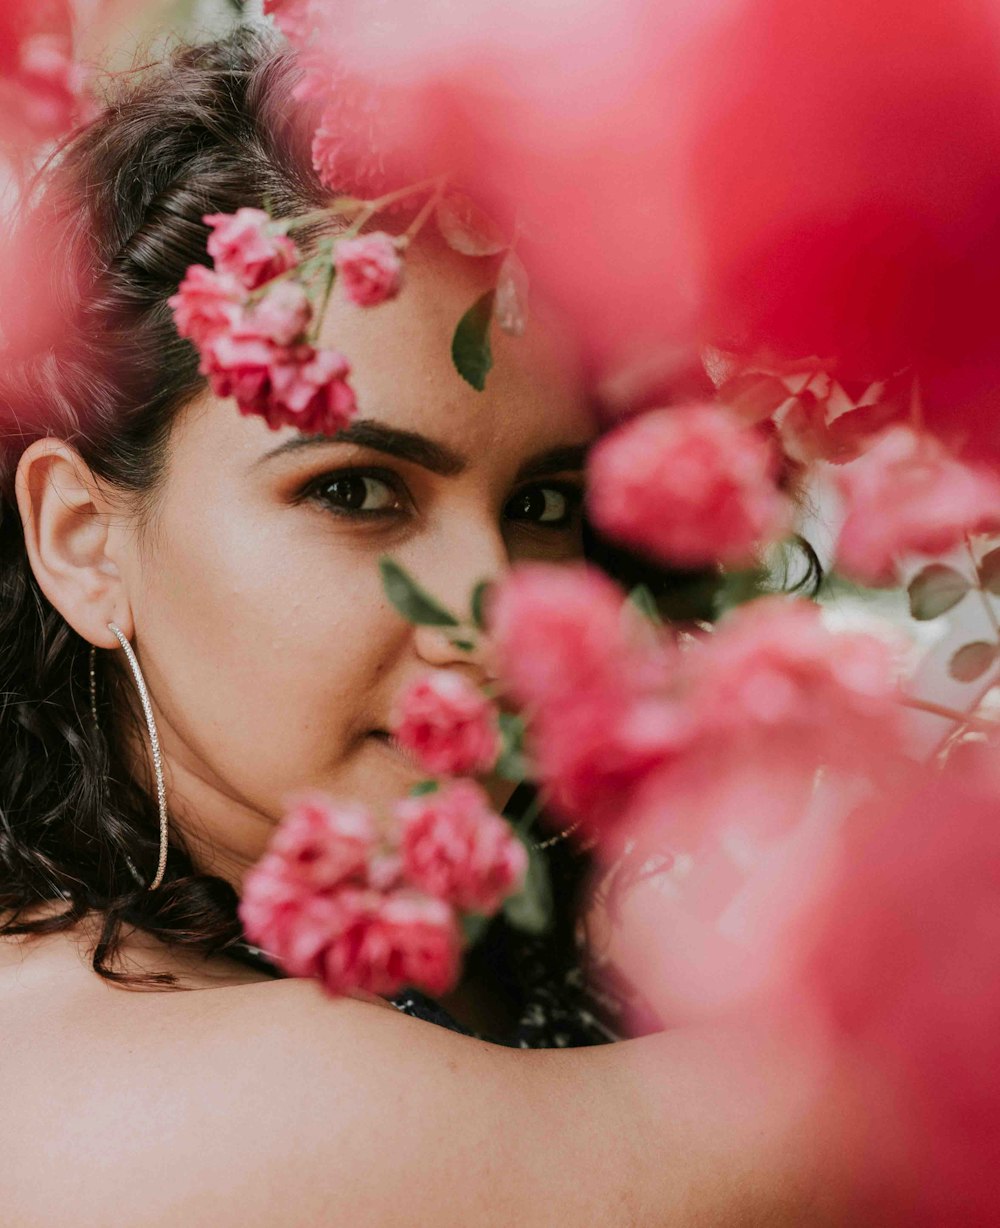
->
xmin=901 ymin=694 xmax=998 ymax=734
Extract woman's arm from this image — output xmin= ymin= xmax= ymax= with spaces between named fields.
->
xmin=11 ymin=976 xmax=860 ymax=1227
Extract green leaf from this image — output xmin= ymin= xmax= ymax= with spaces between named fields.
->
xmin=379 ymin=557 xmax=460 ymax=627
xmin=907 ymin=565 xmax=971 ymax=620
xmin=495 ymin=712 xmax=529 ymax=782
xmin=949 ymin=640 xmax=999 ymax=683
xmin=713 ymin=567 xmax=766 ymax=616
xmin=978 ymin=547 xmax=1000 ymax=595
xmin=470 ymin=579 xmax=493 ymax=630
xmin=627 ymin=583 xmax=663 ymax=626
xmin=501 ymin=838 xmax=553 ymax=935
xmin=409 ymin=780 xmax=440 ymax=797
xmin=451 ymin=290 xmax=495 ymax=391
xmin=461 ymin=912 xmax=492 ymax=947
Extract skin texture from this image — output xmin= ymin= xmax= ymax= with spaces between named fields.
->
xmin=16 ymin=239 xmax=597 ymax=894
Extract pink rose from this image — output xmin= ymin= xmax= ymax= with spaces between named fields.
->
xmin=532 ymin=690 xmax=695 ymax=836
xmin=204 ymin=208 xmax=300 ymax=290
xmin=391 ymin=671 xmax=501 ymax=777
xmin=202 ymin=331 xmax=357 ymax=435
xmin=835 ymin=426 xmax=1000 ymax=585
xmin=587 ymin=404 xmax=791 ymax=567
xmin=487 ymin=563 xmax=651 ymax=709
xmin=396 ymin=780 xmax=527 ymax=914
xmin=266 ymin=345 xmax=358 ymax=434
xmin=269 ymin=794 xmax=377 ymax=889
xmin=801 ymin=755 xmax=1000 ymax=1223
xmin=243 ymin=281 xmax=313 ymax=346
xmin=168 ymin=264 xmax=244 ymax=349
xmin=335 ymin=232 xmax=405 ymax=307
xmin=317 ymin=886 xmax=462 ymax=997
xmin=690 ymin=597 xmax=903 ymax=783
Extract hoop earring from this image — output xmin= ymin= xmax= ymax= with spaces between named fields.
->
xmin=107 ymin=622 xmax=169 ymax=891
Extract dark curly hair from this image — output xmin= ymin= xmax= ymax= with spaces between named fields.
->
xmin=0 ymin=27 xmax=336 ymax=988
xmin=0 ymin=24 xmax=732 ymax=993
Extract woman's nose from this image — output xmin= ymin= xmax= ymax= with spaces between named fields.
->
xmin=412 ymin=623 xmax=498 ymax=685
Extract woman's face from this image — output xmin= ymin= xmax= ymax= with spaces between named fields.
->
xmin=117 ymin=242 xmax=596 ymax=888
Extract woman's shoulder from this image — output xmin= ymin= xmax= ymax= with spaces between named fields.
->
xmin=0 ymin=940 xmax=636 ymax=1228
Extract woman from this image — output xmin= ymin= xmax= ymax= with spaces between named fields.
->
xmin=0 ymin=28 xmax=853 ymax=1225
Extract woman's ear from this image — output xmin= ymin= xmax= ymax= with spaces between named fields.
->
xmin=14 ymin=439 xmax=134 ymax=648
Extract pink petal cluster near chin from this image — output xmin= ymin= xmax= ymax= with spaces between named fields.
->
xmin=396 ymin=779 xmax=527 ymax=915
xmin=835 ymin=426 xmax=1000 ymax=586
xmin=391 ymin=670 xmax=501 ymax=777
xmin=239 ymin=793 xmax=462 ymax=997
xmin=335 ymin=232 xmax=405 ymax=307
xmin=587 ymin=404 xmax=792 ymax=568
xmin=168 ymin=228 xmax=359 ymax=436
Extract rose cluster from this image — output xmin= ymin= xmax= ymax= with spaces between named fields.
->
xmin=169 ymin=210 xmax=405 ymax=434
xmin=488 ymin=563 xmax=904 ymax=851
xmin=240 ymin=779 xmax=525 ymax=998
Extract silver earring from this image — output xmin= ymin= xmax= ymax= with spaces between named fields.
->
xmin=107 ymin=623 xmax=169 ymax=892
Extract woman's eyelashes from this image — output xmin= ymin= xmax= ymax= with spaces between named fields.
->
xmin=300 ymin=466 xmax=584 ymax=530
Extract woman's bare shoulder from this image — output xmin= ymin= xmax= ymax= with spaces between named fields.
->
xmin=0 ymin=973 xmax=637 ymax=1228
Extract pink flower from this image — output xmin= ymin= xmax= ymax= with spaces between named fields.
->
xmin=204 ymin=208 xmax=300 ymax=290
xmin=587 ymin=404 xmax=792 ymax=567
xmin=396 ymin=780 xmax=527 ymax=914
xmin=318 ymin=886 xmax=463 ymax=997
xmin=391 ymin=671 xmax=501 ymax=777
xmin=243 ymin=280 xmax=313 ymax=346
xmin=487 ymin=563 xmax=654 ymax=708
xmin=200 ymin=309 xmax=357 ymax=434
xmin=335 ymin=232 xmax=405 ymax=307
xmin=168 ymin=264 xmax=243 ymax=349
xmin=683 ymin=596 xmax=904 ymax=805
xmin=269 ymin=794 xmax=377 ymax=889
xmin=532 ymin=691 xmax=694 ymax=838
xmin=265 ymin=345 xmax=358 ymax=434
xmin=835 ymin=426 xmax=1000 ymax=585
xmin=801 ymin=754 xmax=1000 ymax=1223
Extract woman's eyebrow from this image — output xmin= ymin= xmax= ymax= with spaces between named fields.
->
xmin=255 ymin=420 xmax=590 ymax=479
xmin=256 ymin=420 xmax=465 ymax=475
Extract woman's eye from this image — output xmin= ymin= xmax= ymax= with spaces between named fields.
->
xmin=307 ymin=470 xmax=403 ymax=517
xmin=504 ymin=483 xmax=582 ymax=529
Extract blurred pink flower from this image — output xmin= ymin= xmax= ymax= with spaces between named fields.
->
xmin=319 ymin=886 xmax=463 ymax=997
xmin=487 ymin=563 xmax=657 ymax=708
xmin=335 ymin=232 xmax=404 ymax=306
xmin=269 ymin=794 xmax=377 ymax=888
xmin=167 ymin=265 xmax=243 ymax=349
xmin=587 ymin=405 xmax=791 ymax=567
xmin=243 ymin=281 xmax=313 ymax=346
xmin=391 ymin=671 xmax=500 ymax=777
xmin=239 ymin=792 xmax=462 ymax=996
xmin=801 ymin=753 xmax=1000 ymax=1223
xmin=689 ymin=597 xmax=902 ymax=779
xmin=533 ymin=692 xmax=694 ymax=838
xmin=835 ymin=427 xmax=1000 ymax=585
xmin=204 ymin=208 xmax=300 ymax=290
xmin=396 ymin=779 xmax=527 ymax=914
